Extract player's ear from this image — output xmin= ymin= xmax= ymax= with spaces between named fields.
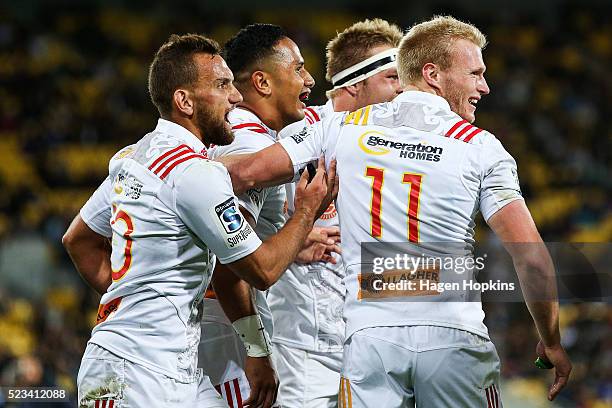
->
xmin=173 ymin=88 xmax=194 ymax=116
xmin=344 ymin=83 xmax=359 ymax=97
xmin=422 ymin=63 xmax=442 ymax=92
xmin=251 ymin=71 xmax=272 ymax=96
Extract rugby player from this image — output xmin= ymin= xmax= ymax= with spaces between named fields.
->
xmin=63 ymin=33 xmax=331 ymax=407
xmin=222 ymin=16 xmax=572 ymax=407
xmin=267 ymin=18 xmax=403 ymax=407
xmin=198 ymin=24 xmax=334 ymax=408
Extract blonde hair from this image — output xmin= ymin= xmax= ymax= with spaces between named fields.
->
xmin=397 ymin=16 xmax=487 ymax=85
xmin=326 ymin=18 xmax=403 ymax=83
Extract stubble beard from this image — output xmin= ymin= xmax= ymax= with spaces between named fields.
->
xmin=442 ymin=81 xmax=472 ymax=123
xmin=196 ymin=104 xmax=234 ymax=146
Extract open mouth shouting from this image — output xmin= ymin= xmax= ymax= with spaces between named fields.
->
xmin=299 ymin=90 xmax=310 ymax=107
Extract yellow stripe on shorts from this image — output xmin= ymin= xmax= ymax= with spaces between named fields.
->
xmin=339 ymin=377 xmax=352 ymax=408
xmin=346 ymin=378 xmax=352 ymax=407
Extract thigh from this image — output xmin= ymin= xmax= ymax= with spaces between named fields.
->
xmin=199 ymin=321 xmax=248 ymax=384
xmin=77 ymin=344 xmax=126 ymax=407
xmin=305 ymin=351 xmax=342 ymax=408
xmin=414 ymin=331 xmax=502 ymax=408
xmin=341 ymin=329 xmax=415 ymax=408
xmin=78 ymin=344 xmax=201 ymax=408
xmin=197 ymin=375 xmax=231 ymax=408
xmin=212 ymin=376 xmax=249 ymax=408
xmin=199 ymin=321 xmax=250 ymax=407
xmin=275 ymin=343 xmax=342 ymax=408
xmin=273 ymin=343 xmax=307 ymax=407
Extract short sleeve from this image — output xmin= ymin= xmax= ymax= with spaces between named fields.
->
xmin=237 ymin=188 xmax=269 ymax=221
xmin=479 ymin=135 xmax=524 ymax=221
xmin=278 ymin=112 xmax=344 ymax=180
xmin=80 ymin=177 xmax=113 ymax=238
xmin=210 ymin=130 xmax=274 ymax=159
xmin=211 ymin=130 xmax=274 ymax=220
xmin=175 ymin=160 xmax=262 ymax=264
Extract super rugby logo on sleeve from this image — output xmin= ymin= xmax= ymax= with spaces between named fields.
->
xmin=215 ymin=197 xmax=244 ymax=233
xmin=290 ymin=126 xmax=313 ymax=144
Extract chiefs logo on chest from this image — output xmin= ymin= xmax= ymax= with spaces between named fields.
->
xmin=320 ymin=203 xmax=337 ymax=220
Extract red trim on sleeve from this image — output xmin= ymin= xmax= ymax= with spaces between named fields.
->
xmin=445 ymin=119 xmax=468 ymax=137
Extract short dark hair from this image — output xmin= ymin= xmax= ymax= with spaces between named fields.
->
xmin=222 ymin=24 xmax=287 ymax=81
xmin=148 ymin=33 xmax=220 ymax=116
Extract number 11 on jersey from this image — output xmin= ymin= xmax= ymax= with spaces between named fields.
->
xmin=365 ymin=166 xmax=423 ymax=242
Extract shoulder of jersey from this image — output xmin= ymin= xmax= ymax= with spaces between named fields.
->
xmin=443 ymin=117 xmax=494 ymax=145
xmin=303 ymin=106 xmax=325 ymax=125
xmin=231 ymin=120 xmax=269 ymax=135
xmin=111 ymin=144 xmax=137 ymax=161
xmin=342 ymin=98 xmax=496 ymax=146
xmin=342 ymin=104 xmax=375 ymax=126
xmin=145 ymin=142 xmax=209 ymax=181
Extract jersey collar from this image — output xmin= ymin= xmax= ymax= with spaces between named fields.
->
xmin=229 ymin=107 xmax=277 ymax=141
xmin=323 ymin=99 xmax=335 ymax=115
xmin=393 ymin=91 xmax=451 ymax=112
xmin=155 ymin=118 xmax=208 ymax=156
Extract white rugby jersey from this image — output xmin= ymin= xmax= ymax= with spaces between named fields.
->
xmin=80 ymin=176 xmax=112 ymax=238
xmin=278 ymin=91 xmax=524 ymax=340
xmin=267 ymin=101 xmax=346 ymax=352
xmin=85 ymin=119 xmax=261 ymax=382
xmin=207 ymin=108 xmax=287 ymax=336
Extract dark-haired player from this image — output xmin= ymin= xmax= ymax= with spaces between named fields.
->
xmin=198 ymin=24 xmax=333 ymax=408
xmin=64 ymin=33 xmax=330 ymax=407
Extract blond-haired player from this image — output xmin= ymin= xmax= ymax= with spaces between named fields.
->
xmin=224 ymin=16 xmax=572 ymax=407
xmin=268 ymin=18 xmax=403 ymax=408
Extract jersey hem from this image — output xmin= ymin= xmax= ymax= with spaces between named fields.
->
xmin=345 ymin=320 xmax=490 ymax=342
xmin=271 ymin=337 xmax=343 ymax=353
xmin=88 ymin=340 xmax=199 ymax=383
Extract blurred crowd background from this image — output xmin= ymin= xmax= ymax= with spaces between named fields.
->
xmin=0 ymin=0 xmax=610 ymax=407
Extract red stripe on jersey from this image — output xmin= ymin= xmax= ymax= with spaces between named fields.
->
xmin=95 ymin=401 xmax=100 ymax=408
xmin=453 ymin=123 xmax=474 ymax=139
xmin=445 ymin=119 xmax=468 ymax=137
xmin=148 ymin=144 xmax=190 ymax=171
xmin=108 ymin=400 xmax=115 ymax=408
xmin=224 ymin=381 xmax=234 ymax=407
xmin=304 ymin=110 xmax=314 ymax=125
xmin=233 ymin=378 xmax=242 ymax=407
xmin=159 ymin=154 xmax=205 ymax=179
xmin=305 ymin=107 xmax=320 ymax=122
xmin=151 ymin=148 xmax=193 ymax=175
xmin=486 ymin=387 xmax=492 ymax=408
xmin=232 ymin=122 xmax=266 ymax=132
xmin=462 ymin=127 xmax=483 ymax=143
xmin=247 ymin=127 xmax=269 ymax=134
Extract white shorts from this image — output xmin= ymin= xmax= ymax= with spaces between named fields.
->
xmin=341 ymin=326 xmax=502 ymax=408
xmin=273 ymin=342 xmax=342 ymax=408
xmin=78 ymin=343 xmax=226 ymax=408
xmin=199 ymin=318 xmax=250 ymax=407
